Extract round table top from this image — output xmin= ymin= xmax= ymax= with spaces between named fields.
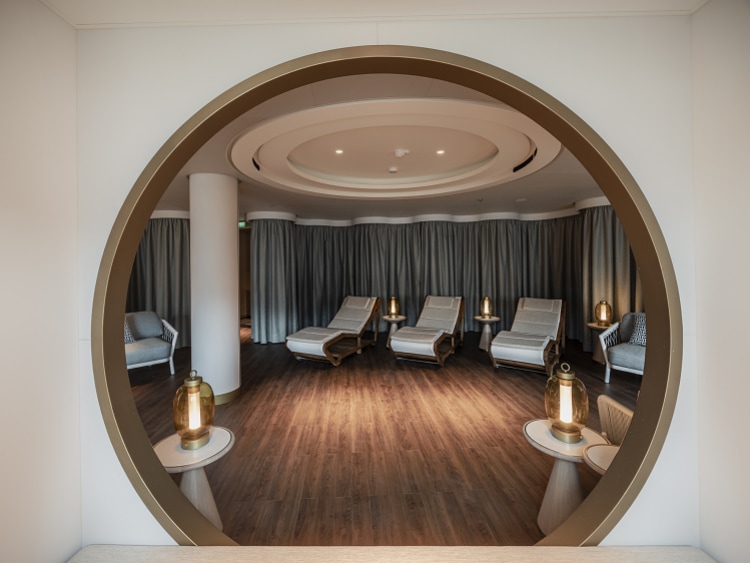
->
xmin=153 ymin=426 xmax=234 ymax=473
xmin=383 ymin=314 xmax=406 ymax=323
xmin=586 ymin=321 xmax=613 ymax=330
xmin=523 ymin=419 xmax=609 ymax=462
xmin=583 ymin=444 xmax=620 ymax=475
xmin=474 ymin=315 xmax=500 ymax=323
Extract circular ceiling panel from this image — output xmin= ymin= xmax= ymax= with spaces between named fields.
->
xmin=229 ymin=98 xmax=561 ymax=199
xmin=288 ymin=125 xmax=501 ymax=185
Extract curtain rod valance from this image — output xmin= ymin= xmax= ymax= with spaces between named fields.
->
xmin=245 ymin=196 xmax=609 ymax=227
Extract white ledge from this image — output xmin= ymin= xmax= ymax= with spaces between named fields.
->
xmin=243 ymin=201 xmax=609 ymax=227
xmin=69 ymin=545 xmax=715 ymax=563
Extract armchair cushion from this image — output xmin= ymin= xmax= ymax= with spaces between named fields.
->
xmin=628 ymin=313 xmax=647 ymax=346
xmin=607 ymin=342 xmax=646 ymax=373
xmin=126 ymin=311 xmax=165 ymax=340
xmin=126 ymin=337 xmax=173 ymax=366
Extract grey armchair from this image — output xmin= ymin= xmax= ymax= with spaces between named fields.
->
xmin=599 ymin=312 xmax=646 ymax=383
xmin=124 ymin=311 xmax=179 ymax=375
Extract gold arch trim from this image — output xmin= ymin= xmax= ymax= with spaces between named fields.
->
xmin=91 ymin=45 xmax=682 ymax=546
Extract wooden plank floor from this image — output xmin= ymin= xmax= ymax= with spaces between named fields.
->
xmin=130 ymin=330 xmax=641 ymax=546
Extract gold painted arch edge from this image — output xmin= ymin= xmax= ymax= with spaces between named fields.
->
xmin=91 ymin=45 xmax=682 ymax=547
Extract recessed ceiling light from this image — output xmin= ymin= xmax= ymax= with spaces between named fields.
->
xmin=335 ymin=149 xmax=343 ymax=154
xmin=436 ymin=149 xmax=445 ymax=155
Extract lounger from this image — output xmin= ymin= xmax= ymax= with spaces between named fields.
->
xmin=489 ymin=297 xmax=565 ymax=376
xmin=286 ymin=296 xmax=381 ymax=366
xmin=390 ymin=295 xmax=465 ymax=366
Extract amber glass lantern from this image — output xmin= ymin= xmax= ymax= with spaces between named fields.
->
xmin=388 ymin=296 xmax=400 ymax=317
xmin=480 ymin=296 xmax=493 ymax=318
xmin=595 ymin=299 xmax=613 ymax=326
xmin=545 ymin=363 xmax=589 ymax=443
xmin=173 ymin=370 xmax=215 ymax=450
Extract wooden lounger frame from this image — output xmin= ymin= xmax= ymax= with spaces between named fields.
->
xmin=392 ymin=297 xmax=465 ymax=367
xmin=290 ymin=297 xmax=381 ymax=367
xmin=489 ymin=300 xmax=566 ymax=377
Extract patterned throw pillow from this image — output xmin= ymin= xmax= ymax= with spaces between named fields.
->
xmin=124 ymin=320 xmax=135 ymax=344
xmin=628 ymin=313 xmax=647 ymax=346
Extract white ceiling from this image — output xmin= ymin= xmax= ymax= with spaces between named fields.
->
xmin=47 ymin=0 xmax=708 ymax=221
xmin=42 ymin=0 xmax=708 ymax=29
xmin=159 ymin=73 xmax=602 ymax=221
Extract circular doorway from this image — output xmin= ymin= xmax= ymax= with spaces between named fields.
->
xmin=91 ymin=45 xmax=681 ymax=547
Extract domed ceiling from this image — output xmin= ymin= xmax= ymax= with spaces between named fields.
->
xmin=157 ymin=73 xmax=605 ymax=222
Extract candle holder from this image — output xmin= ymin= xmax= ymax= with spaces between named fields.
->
xmin=544 ymin=362 xmax=589 ymax=443
xmin=388 ymin=296 xmax=400 ymax=318
xmin=595 ymin=299 xmax=613 ymax=326
xmin=480 ymin=296 xmax=493 ymax=318
xmin=173 ymin=370 xmax=215 ymax=450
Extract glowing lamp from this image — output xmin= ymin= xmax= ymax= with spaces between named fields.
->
xmin=173 ymin=370 xmax=215 ymax=450
xmin=595 ymin=299 xmax=613 ymax=327
xmin=388 ymin=296 xmax=400 ymax=317
xmin=481 ymin=296 xmax=493 ymax=318
xmin=545 ymin=363 xmax=589 ymax=443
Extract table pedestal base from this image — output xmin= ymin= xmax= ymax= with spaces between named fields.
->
xmin=587 ymin=322 xmax=611 ymax=365
xmin=474 ymin=316 xmax=500 ymax=352
xmin=180 ymin=467 xmax=223 ymax=530
xmin=537 ymin=458 xmax=583 ymax=535
xmin=479 ymin=323 xmax=493 ymax=351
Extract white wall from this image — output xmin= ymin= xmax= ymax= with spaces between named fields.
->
xmin=0 ymin=1 xmax=81 ymax=561
xmin=5 ymin=2 xmax=749 ymax=559
xmin=693 ymin=1 xmax=750 ymax=561
xmin=76 ymin=14 xmax=702 ymax=549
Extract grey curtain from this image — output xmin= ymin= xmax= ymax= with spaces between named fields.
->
xmin=251 ymin=219 xmax=298 ymax=343
xmin=126 ymin=218 xmax=191 ymax=348
xmin=581 ymin=205 xmax=640 ymax=351
xmin=250 ymin=206 xmax=636 ymax=345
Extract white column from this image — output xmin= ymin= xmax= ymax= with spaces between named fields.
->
xmin=189 ymin=173 xmax=240 ymax=403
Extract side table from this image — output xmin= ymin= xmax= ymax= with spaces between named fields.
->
xmin=153 ymin=426 xmax=234 ymax=530
xmin=474 ymin=315 xmax=500 ymax=351
xmin=383 ymin=314 xmax=406 ymax=349
xmin=586 ymin=322 xmax=612 ymax=364
xmin=583 ymin=443 xmax=620 ymax=475
xmin=523 ymin=419 xmax=609 ymax=535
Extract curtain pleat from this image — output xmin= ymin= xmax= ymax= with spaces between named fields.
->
xmin=250 ymin=219 xmax=298 ymax=343
xmin=126 ymin=208 xmax=635 ymax=354
xmin=126 ymin=218 xmax=191 ymax=348
xmin=581 ymin=206 xmax=639 ymax=351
